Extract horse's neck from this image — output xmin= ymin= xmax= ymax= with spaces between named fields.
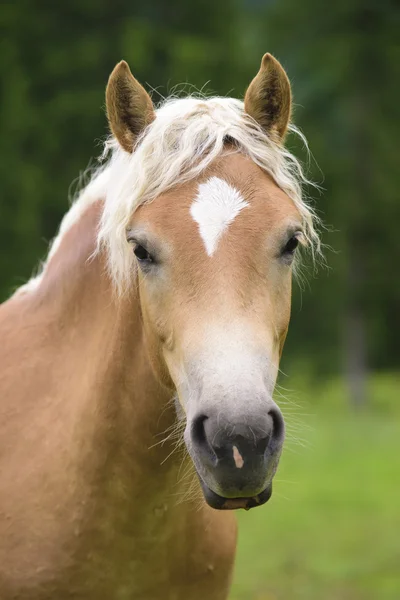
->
xmin=4 ymin=199 xmax=180 ymax=504
xmin=0 ymin=198 xmax=204 ymax=586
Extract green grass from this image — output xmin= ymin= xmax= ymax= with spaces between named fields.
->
xmin=230 ymin=373 xmax=400 ymax=600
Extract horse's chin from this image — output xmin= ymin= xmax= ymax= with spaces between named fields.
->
xmin=198 ymin=478 xmax=273 ymax=511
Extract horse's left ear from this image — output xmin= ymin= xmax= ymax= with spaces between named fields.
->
xmin=244 ymin=53 xmax=292 ymax=142
xmin=106 ymin=60 xmax=155 ymax=153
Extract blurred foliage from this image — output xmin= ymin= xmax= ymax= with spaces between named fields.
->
xmin=0 ymin=1 xmax=398 ymax=389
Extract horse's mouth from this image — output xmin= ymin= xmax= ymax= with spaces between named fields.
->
xmin=198 ymin=478 xmax=273 ymax=510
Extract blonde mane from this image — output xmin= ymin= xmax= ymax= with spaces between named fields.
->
xmin=98 ymin=96 xmax=320 ymax=294
xmin=17 ymin=95 xmax=320 ymax=297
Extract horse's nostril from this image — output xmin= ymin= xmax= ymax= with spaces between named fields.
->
xmin=267 ymin=407 xmax=285 ymax=448
xmin=191 ymin=414 xmax=217 ymax=464
xmin=255 ymin=431 xmax=271 ymax=453
xmin=191 ymin=413 xmax=208 ymax=447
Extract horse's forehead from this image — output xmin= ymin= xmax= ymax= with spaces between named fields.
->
xmin=133 ymin=154 xmax=299 ymax=246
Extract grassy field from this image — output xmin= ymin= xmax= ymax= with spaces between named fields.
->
xmin=230 ymin=373 xmax=400 ymax=600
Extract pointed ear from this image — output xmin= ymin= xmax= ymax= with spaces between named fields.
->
xmin=244 ymin=53 xmax=292 ymax=141
xmin=106 ymin=61 xmax=155 ymax=153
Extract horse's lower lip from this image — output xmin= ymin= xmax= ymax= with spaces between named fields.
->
xmin=199 ymin=479 xmax=273 ymax=510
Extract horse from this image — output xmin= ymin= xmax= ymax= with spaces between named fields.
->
xmin=0 ymin=54 xmax=319 ymax=599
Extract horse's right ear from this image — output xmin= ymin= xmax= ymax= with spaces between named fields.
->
xmin=106 ymin=61 xmax=155 ymax=153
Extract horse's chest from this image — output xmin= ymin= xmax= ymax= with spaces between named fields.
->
xmin=61 ymin=501 xmax=236 ymax=600
xmin=0 ymin=449 xmax=236 ymax=599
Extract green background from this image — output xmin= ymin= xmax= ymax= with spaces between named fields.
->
xmin=1 ymin=1 xmax=398 ymax=597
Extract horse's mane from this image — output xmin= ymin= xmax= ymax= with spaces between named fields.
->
xmin=17 ymin=95 xmax=320 ymax=297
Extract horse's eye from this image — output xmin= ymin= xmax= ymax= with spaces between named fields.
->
xmin=133 ymin=244 xmax=152 ymax=263
xmin=282 ymin=236 xmax=299 ymax=256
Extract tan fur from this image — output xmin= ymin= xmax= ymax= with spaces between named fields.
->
xmin=244 ymin=53 xmax=292 ymax=140
xmin=0 ymin=201 xmax=236 ymax=599
xmin=106 ymin=61 xmax=155 ymax=152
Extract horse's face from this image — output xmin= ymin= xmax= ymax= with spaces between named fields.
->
xmin=106 ymin=54 xmax=304 ymax=509
xmin=127 ymin=152 xmax=302 ymax=509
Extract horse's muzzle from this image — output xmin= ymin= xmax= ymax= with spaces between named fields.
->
xmin=186 ymin=408 xmax=285 ymax=510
